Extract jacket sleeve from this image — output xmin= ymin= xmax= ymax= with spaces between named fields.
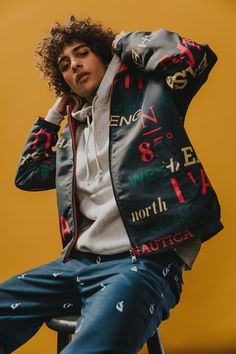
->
xmin=15 ymin=117 xmax=60 ymax=191
xmin=115 ymin=29 xmax=217 ymax=118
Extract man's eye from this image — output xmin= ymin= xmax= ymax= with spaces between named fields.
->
xmin=78 ymin=51 xmax=88 ymax=57
xmin=61 ymin=63 xmax=69 ymax=72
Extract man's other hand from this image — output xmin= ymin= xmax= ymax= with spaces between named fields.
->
xmin=51 ymin=94 xmax=80 ymax=116
xmin=112 ymin=31 xmax=128 ymax=51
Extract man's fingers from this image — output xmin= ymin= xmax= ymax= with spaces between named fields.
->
xmin=52 ymin=95 xmax=71 ymax=115
xmin=112 ymin=31 xmax=128 ymax=50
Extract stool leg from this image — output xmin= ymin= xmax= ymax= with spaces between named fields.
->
xmin=57 ymin=332 xmax=73 ymax=353
xmin=147 ymin=329 xmax=165 ymax=354
xmin=55 ymin=327 xmax=164 ymax=354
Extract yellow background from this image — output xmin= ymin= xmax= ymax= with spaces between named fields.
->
xmin=0 ymin=0 xmax=235 ymax=353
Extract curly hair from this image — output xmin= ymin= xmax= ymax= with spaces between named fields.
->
xmin=35 ymin=16 xmax=116 ymax=96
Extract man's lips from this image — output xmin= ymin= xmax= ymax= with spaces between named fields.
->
xmin=76 ymin=72 xmax=90 ymax=83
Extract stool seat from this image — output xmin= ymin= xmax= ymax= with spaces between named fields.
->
xmin=47 ymin=316 xmax=78 ymax=334
xmin=46 ymin=316 xmax=165 ymax=354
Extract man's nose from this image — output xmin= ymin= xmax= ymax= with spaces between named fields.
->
xmin=71 ymin=57 xmax=82 ymax=72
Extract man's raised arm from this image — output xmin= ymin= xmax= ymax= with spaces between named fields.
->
xmin=114 ymin=29 xmax=217 ymax=117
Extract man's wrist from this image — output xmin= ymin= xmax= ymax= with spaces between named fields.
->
xmin=45 ymin=108 xmax=65 ymax=126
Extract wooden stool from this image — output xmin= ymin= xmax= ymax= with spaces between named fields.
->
xmin=46 ymin=316 xmax=165 ymax=354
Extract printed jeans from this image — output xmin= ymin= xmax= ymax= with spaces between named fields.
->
xmin=0 ymin=250 xmax=184 ymax=354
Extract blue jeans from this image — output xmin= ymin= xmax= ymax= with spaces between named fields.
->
xmin=0 ymin=250 xmax=183 ymax=354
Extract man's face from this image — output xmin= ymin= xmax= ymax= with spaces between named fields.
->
xmin=58 ymin=41 xmax=107 ymax=103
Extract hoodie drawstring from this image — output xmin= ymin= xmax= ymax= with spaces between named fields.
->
xmin=84 ymin=114 xmax=92 ymax=184
xmin=73 ymin=98 xmax=103 ymax=185
xmin=91 ymin=96 xmax=103 ymax=183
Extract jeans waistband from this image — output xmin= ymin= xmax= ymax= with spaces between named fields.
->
xmin=71 ymin=250 xmax=132 ymax=263
xmin=70 ymin=248 xmax=179 ymax=265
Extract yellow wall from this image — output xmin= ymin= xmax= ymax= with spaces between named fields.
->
xmin=0 ymin=0 xmax=235 ymax=353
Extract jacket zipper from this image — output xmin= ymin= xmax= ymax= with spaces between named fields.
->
xmin=129 ymin=249 xmax=138 ymax=263
xmin=63 ymin=105 xmax=79 ymax=262
xmin=108 ymin=71 xmax=138 ymax=259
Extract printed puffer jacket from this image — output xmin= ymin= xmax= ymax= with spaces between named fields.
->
xmin=15 ymin=29 xmax=224 ymax=261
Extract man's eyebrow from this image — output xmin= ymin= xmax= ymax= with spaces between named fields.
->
xmin=57 ymin=44 xmax=88 ymax=65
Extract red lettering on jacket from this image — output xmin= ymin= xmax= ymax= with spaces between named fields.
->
xmin=132 ymin=245 xmax=141 ymax=257
xmin=181 ymin=38 xmax=201 ymax=51
xmin=160 ymin=39 xmax=200 ymax=71
xmin=171 ymin=168 xmax=212 ymax=203
xmin=32 ymin=130 xmax=51 ymax=150
xmin=117 ymin=63 xmax=128 ymax=74
xmin=200 ymin=168 xmax=212 ymax=195
xmin=167 ymin=235 xmax=175 ymax=246
xmin=60 ymin=216 xmax=72 ymax=240
xmin=141 ymin=244 xmax=152 ymax=254
xmin=170 ymin=178 xmax=185 ymax=204
xmin=141 ymin=105 xmax=163 ymax=137
xmin=172 ymin=232 xmax=184 ymax=243
xmin=141 ymin=105 xmax=158 ymax=129
xmin=187 ymin=171 xmax=197 ymax=186
xmin=149 ymin=240 xmax=159 ymax=251
xmin=138 ymin=73 xmax=144 ymax=89
xmin=183 ymin=229 xmax=194 ymax=240
xmin=160 ymin=236 xmax=168 ymax=248
xmin=131 ymin=229 xmax=194 ymax=257
xmin=125 ymin=74 xmax=130 ymax=88
xmin=177 ymin=43 xmax=195 ymax=67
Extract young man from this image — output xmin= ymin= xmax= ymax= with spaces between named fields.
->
xmin=0 ymin=16 xmax=223 ymax=354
